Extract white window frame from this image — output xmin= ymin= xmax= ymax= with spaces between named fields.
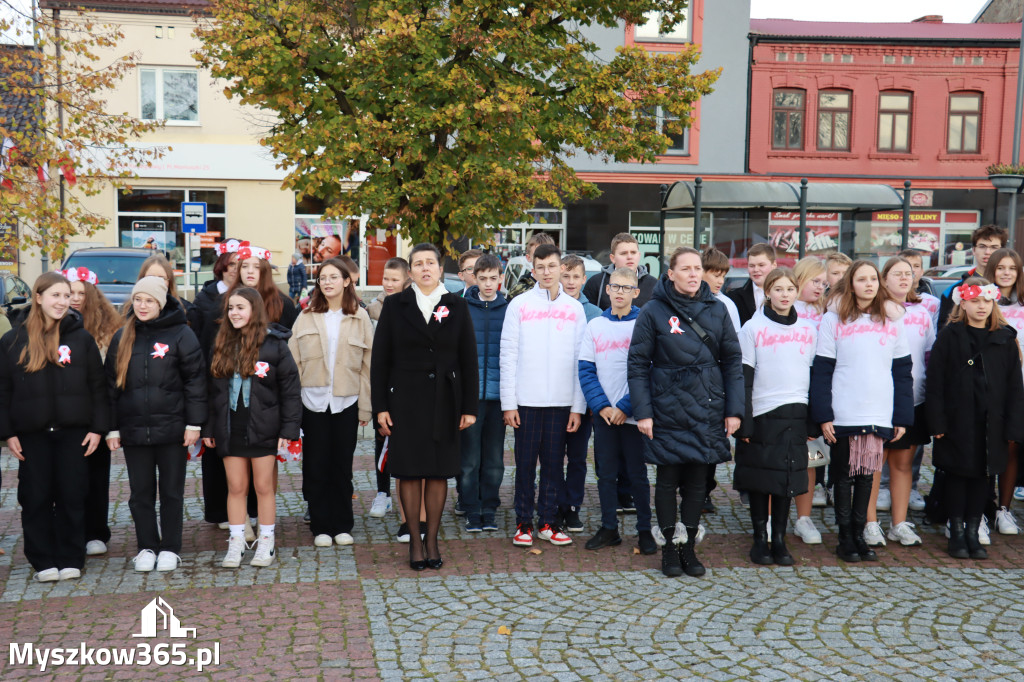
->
xmin=139 ymin=67 xmax=200 ymax=126
xmin=634 ymin=11 xmax=690 ymax=42
xmin=654 ymin=106 xmax=690 ymax=155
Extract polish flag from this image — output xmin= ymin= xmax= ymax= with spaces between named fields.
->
xmin=0 ymin=138 xmax=13 ymax=190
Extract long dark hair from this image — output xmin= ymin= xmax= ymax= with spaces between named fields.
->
xmin=19 ymin=273 xmax=70 ymax=372
xmin=73 ymin=280 xmax=122 ymax=351
xmin=228 ymin=257 xmax=282 ymax=323
xmin=210 ymin=287 xmax=268 ymax=378
xmin=304 ymin=258 xmax=359 ymax=315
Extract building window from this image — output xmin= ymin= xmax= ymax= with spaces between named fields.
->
xmin=972 ymin=56 xmax=984 ymax=65
xmin=772 ymin=89 xmax=805 ymax=150
xmin=643 ymin=107 xmax=689 ymax=154
xmin=948 ymin=92 xmax=981 ymax=153
xmin=953 ymin=56 xmax=965 ymax=66
xmin=817 ymin=90 xmax=851 ymax=151
xmin=634 ymin=11 xmax=689 ymax=41
xmin=901 ymin=55 xmax=914 ymax=65
xmin=776 ymin=52 xmax=788 ymax=61
xmin=883 ymin=55 xmax=896 ymax=65
xmin=841 ymin=54 xmax=854 ymax=63
xmin=140 ymin=67 xmax=199 ymax=123
xmin=878 ymin=91 xmax=912 ymax=152
xmin=794 ymin=53 xmax=806 ymax=62
xmin=822 ymin=53 xmax=834 ymax=63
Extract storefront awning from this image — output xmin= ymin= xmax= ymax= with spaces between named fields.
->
xmin=664 ymin=180 xmax=905 ymax=211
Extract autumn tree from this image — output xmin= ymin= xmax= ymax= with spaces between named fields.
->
xmin=0 ymin=1 xmax=163 ymax=262
xmin=196 ymin=0 xmax=718 ymax=252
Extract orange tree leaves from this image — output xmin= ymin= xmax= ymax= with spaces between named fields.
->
xmin=195 ymin=0 xmax=718 ymax=252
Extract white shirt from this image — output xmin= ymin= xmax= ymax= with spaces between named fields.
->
xmin=579 ymin=312 xmax=637 ymax=424
xmin=740 ymin=309 xmax=817 ymax=417
xmin=753 ymin=283 xmax=765 ymax=310
xmin=300 ymin=308 xmax=358 ymax=413
xmin=715 ymin=291 xmax=741 ymax=333
xmin=919 ymin=291 xmax=940 ymax=329
xmin=499 ymin=284 xmax=587 ymax=412
xmin=816 ymin=311 xmax=910 ymax=429
xmin=216 ymin=280 xmax=229 ymax=295
xmin=900 ymin=302 xmax=936 ymax=406
xmin=794 ymin=300 xmax=824 ymax=329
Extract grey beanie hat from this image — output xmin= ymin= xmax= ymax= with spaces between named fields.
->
xmin=131 ymin=275 xmax=168 ymax=307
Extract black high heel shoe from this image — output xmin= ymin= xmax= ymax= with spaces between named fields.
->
xmin=426 ymin=557 xmax=443 ymax=570
xmin=409 ymin=546 xmax=427 ymax=571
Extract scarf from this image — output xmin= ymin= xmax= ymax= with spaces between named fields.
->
xmin=412 ymin=282 xmax=444 ymax=324
xmin=848 ymin=433 xmax=885 ymax=475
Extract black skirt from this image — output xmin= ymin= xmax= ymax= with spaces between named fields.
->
xmin=223 ymin=395 xmax=276 ymax=459
xmin=885 ymin=403 xmax=931 ymax=450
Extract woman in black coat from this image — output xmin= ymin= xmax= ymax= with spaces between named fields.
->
xmin=0 ymin=273 xmax=109 ymax=582
xmin=203 ymin=287 xmax=301 ymax=569
xmin=926 ymin=277 xmax=1024 ymax=559
xmin=627 ymin=247 xmax=743 ymax=578
xmin=371 ymin=243 xmax=478 ymax=570
xmin=105 ymin=276 xmax=207 ymax=573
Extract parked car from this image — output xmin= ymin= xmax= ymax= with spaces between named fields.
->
xmin=922 ymin=264 xmax=973 ymax=298
xmin=61 ymin=247 xmax=155 ymax=306
xmin=723 ymin=268 xmax=749 ymax=294
xmin=501 ymin=254 xmax=602 ymax=294
xmin=0 ymin=272 xmax=31 ymax=320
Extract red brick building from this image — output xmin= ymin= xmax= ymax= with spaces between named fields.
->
xmin=742 ymin=17 xmax=1024 ymax=266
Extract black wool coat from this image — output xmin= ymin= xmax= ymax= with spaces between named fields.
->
xmin=370 ymin=287 xmax=479 ymax=478
xmin=735 ymin=395 xmax=812 ymax=497
xmin=726 ymin=279 xmax=759 ymax=326
xmin=203 ymin=325 xmax=302 ymax=456
xmin=106 ymin=299 xmax=207 ymax=447
xmin=0 ymin=310 xmax=110 ymax=439
xmin=925 ymin=321 xmax=1024 ymax=477
xmin=193 ymin=278 xmax=223 ymax=362
xmin=627 ymin=277 xmax=744 ymax=467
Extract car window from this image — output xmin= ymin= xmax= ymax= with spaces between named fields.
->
xmin=12 ymin=277 xmax=30 ymax=298
xmin=63 ymin=255 xmax=144 ymax=284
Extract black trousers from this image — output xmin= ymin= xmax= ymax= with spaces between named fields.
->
xmin=17 ymin=429 xmax=89 ymax=571
xmin=946 ymin=473 xmax=988 ymax=520
xmin=202 ymin=445 xmax=258 ymax=523
xmin=302 ymin=404 xmax=357 ymax=536
xmin=124 ymin=443 xmax=187 ymax=554
xmin=84 ymin=439 xmax=111 ymax=543
xmin=654 ymin=462 xmax=708 ymax=531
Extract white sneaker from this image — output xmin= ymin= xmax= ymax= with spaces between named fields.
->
xmin=34 ymin=568 xmax=59 ymax=582
xmin=863 ymin=521 xmax=887 ymax=546
xmin=793 ymin=516 xmax=822 ymax=544
xmin=979 ymin=517 xmax=992 ymax=545
xmin=887 ymin=521 xmax=922 ymax=546
xmin=313 ymin=534 xmax=333 ymax=547
xmin=766 ymin=516 xmax=772 ymax=538
xmin=812 ymin=487 xmax=827 ymax=507
xmin=58 ymin=567 xmax=81 ymax=580
xmin=221 ymin=535 xmax=246 ymax=568
xmin=996 ymin=507 xmax=1020 ymax=535
xmin=132 ymin=549 xmax=157 ymax=572
xmin=369 ymin=493 xmax=392 ymax=518
xmin=244 ymin=518 xmax=257 ymax=544
xmin=908 ymin=489 xmax=926 ymax=512
xmin=217 ymin=522 xmax=230 ymax=530
xmin=250 ymin=535 xmax=276 ymax=567
xmin=156 ymin=551 xmax=180 ymax=572
xmin=334 ymin=533 xmax=354 ymax=546
xmin=875 ymin=488 xmax=891 ymax=512
xmin=694 ymin=523 xmax=706 ymax=545
xmin=85 ymin=540 xmax=107 ymax=556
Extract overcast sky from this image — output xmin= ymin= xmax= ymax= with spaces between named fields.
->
xmin=750 ymin=0 xmax=990 ymax=24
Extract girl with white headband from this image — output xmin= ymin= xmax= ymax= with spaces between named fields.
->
xmin=926 ymin=277 xmax=1024 ymax=559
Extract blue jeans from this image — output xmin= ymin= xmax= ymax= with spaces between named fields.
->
xmin=458 ymin=400 xmax=505 ymax=520
xmin=593 ymin=419 xmax=652 ymax=532
xmin=560 ymin=411 xmax=591 ymax=511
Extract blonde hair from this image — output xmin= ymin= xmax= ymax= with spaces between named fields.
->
xmin=947 ymin=276 xmax=1009 ymax=332
xmin=793 ymin=257 xmax=826 ymax=312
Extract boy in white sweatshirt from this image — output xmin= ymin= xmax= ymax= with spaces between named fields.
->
xmin=501 ymin=244 xmax=587 ymax=547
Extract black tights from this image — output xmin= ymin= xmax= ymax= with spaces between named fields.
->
xmin=945 ymin=474 xmax=988 ymax=520
xmin=654 ymin=463 xmax=708 ymax=530
xmin=399 ymin=478 xmax=448 ymax=562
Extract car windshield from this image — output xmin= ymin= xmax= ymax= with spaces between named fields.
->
xmin=63 ymin=255 xmax=142 ymax=284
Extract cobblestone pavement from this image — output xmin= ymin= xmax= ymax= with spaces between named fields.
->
xmin=2 ymin=431 xmax=1023 ymax=680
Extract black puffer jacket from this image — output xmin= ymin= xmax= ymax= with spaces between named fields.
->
xmin=926 ymin=321 xmax=1024 ymax=477
xmin=627 ymin=276 xmax=744 ymax=466
xmin=203 ymin=325 xmax=302 ymax=455
xmin=0 ymin=310 xmax=110 ymax=439
xmin=105 ymin=299 xmax=207 ymax=446
xmin=193 ymin=278 xmax=224 ymax=362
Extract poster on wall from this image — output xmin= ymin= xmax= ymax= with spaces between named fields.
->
xmin=295 ymin=217 xmax=396 ymax=286
xmin=120 ymin=230 xmax=176 ymax=252
xmin=0 ymin=222 xmax=17 ymax=275
xmin=768 ymin=212 xmax=841 ymax=262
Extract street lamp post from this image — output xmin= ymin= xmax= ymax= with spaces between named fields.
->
xmin=1008 ymin=17 xmax=1024 ymax=249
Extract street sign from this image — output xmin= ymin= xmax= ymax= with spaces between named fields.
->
xmin=181 ymin=202 xmax=207 ymax=234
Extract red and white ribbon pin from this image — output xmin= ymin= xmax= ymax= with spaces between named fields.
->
xmin=151 ymin=342 xmax=169 ymax=359
xmin=669 ymin=316 xmax=684 ymax=334
xmin=254 ymin=361 xmax=270 ymax=378
xmin=57 ymin=345 xmax=71 ymax=365
xmin=433 ymin=305 xmax=450 ymax=322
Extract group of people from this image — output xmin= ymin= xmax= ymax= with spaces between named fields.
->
xmin=3 ymin=225 xmax=1023 ymax=582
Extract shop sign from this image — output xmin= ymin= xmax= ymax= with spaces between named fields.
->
xmin=768 ymin=212 xmax=840 ymax=255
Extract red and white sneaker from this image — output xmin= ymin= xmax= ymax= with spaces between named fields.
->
xmin=513 ymin=523 xmax=534 ymax=547
xmin=538 ymin=524 xmax=572 ymax=546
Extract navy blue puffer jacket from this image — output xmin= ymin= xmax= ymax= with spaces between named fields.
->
xmin=627 ymin=276 xmax=744 ymax=466
xmin=464 ymin=285 xmax=507 ymax=401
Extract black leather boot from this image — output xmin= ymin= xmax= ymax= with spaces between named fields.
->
xmin=947 ymin=517 xmax=969 ymax=559
xmin=678 ymin=527 xmax=706 ymax=577
xmin=748 ymin=492 xmax=773 ymax=565
xmin=660 ymin=527 xmax=683 ymax=577
xmin=851 ymin=475 xmax=878 ymax=561
xmin=964 ymin=517 xmax=988 ymax=560
xmin=836 ymin=525 xmax=861 ymax=562
xmin=770 ymin=495 xmax=795 ymax=566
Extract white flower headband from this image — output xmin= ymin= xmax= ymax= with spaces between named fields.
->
xmin=952 ymin=282 xmax=1000 ymax=305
